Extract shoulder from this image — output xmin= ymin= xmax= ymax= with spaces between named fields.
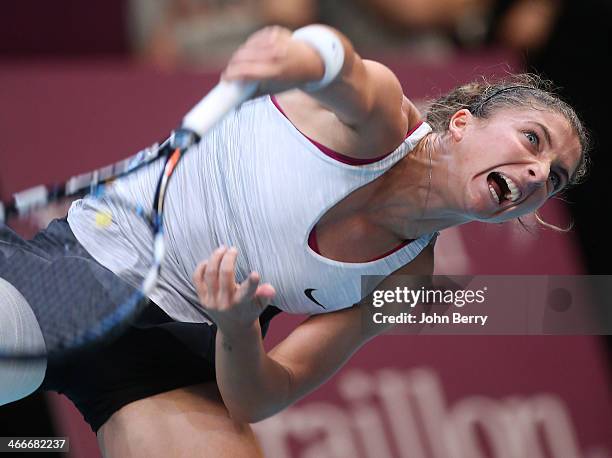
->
xmin=361 ymin=59 xmax=422 ymax=129
xmin=272 ymin=61 xmax=422 ymax=159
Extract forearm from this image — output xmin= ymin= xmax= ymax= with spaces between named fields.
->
xmin=223 ymin=24 xmax=407 ymax=137
xmin=303 ymin=26 xmax=373 ymax=125
xmin=301 ymin=26 xmax=407 ymax=138
xmin=215 ymin=321 xmax=293 ymax=423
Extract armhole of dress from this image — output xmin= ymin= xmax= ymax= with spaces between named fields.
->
xmin=307 ymin=223 xmax=415 ymax=263
xmin=270 ymin=95 xmax=423 ymax=166
xmin=271 ymin=95 xmax=423 ymax=263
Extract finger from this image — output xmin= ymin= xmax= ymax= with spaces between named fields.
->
xmin=192 ymin=260 xmax=208 ymax=289
xmin=253 ymin=283 xmax=276 ymax=310
xmin=234 ymin=271 xmax=261 ymax=305
xmin=193 ymin=260 xmax=208 ymax=282
xmin=246 ymin=26 xmax=286 ymax=46
xmin=205 ymin=246 xmax=227 ymax=296
xmin=245 ymin=27 xmax=272 ymax=44
xmin=255 ymin=283 xmax=276 ymax=300
xmin=230 ymin=45 xmax=282 ymax=64
xmin=223 ymin=63 xmax=281 ymax=82
xmin=218 ymin=247 xmax=238 ymax=304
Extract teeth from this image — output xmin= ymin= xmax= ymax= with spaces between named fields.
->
xmin=489 ymin=184 xmax=500 ymax=204
xmin=498 ymin=173 xmax=521 ymax=202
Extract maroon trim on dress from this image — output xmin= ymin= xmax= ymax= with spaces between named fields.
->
xmin=271 ymin=95 xmax=420 ymax=262
xmin=405 ymin=120 xmax=424 ymax=139
xmin=270 ymin=95 xmax=424 ymax=166
xmin=308 ymin=226 xmax=414 ymax=263
xmin=366 ymin=238 xmax=413 ymax=261
xmin=308 ymin=226 xmax=320 ymax=254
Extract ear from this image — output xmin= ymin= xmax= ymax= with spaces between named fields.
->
xmin=448 ymin=109 xmax=473 ymax=142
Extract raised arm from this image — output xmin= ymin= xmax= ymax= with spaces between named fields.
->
xmin=222 ymin=25 xmax=422 ymax=157
xmin=193 ymin=241 xmax=435 ymax=423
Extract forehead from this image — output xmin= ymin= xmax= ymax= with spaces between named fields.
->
xmin=489 ymin=107 xmax=582 ymax=174
xmin=489 ymin=106 xmax=568 ymax=130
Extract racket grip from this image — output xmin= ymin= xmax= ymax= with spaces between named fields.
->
xmin=182 ymin=80 xmax=259 ymax=137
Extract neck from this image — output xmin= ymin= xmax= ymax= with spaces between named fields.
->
xmin=365 ymin=132 xmax=470 ymax=239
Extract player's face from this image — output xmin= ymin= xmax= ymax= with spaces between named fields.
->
xmin=445 ymin=107 xmax=582 ymax=223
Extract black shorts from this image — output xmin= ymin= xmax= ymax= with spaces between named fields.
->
xmin=1 ymin=219 xmax=281 ymax=432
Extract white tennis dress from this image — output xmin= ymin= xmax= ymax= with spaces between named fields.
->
xmin=68 ymin=95 xmax=436 ymax=324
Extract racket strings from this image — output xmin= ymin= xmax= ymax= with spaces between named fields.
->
xmin=0 ymin=130 xmax=197 ymax=360
xmin=2 ymin=80 xmax=252 ymax=360
xmin=1 ymin=140 xmax=166 ymax=224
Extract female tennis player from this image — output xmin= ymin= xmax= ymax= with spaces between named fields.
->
xmin=1 ymin=25 xmax=587 ymax=457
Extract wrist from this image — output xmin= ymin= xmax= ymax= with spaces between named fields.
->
xmin=291 ymin=24 xmax=345 ymax=91
xmin=292 ymin=41 xmax=325 ymax=86
xmin=217 ymin=319 xmax=261 ymax=343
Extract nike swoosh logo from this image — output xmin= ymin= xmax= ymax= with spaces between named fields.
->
xmin=304 ymin=288 xmax=326 ymax=309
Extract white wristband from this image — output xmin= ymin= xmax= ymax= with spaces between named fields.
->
xmin=292 ymin=25 xmax=345 ymax=92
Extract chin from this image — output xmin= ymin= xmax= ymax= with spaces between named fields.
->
xmin=465 ymin=184 xmax=539 ymax=223
xmin=466 ymin=201 xmax=524 ymax=224
xmin=462 ymin=195 xmax=500 ymax=222
xmin=484 ymin=213 xmax=518 ymax=224
xmin=488 ymin=205 xmax=537 ymax=223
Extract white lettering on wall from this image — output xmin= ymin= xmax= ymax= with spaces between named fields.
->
xmin=253 ymin=367 xmax=608 ymax=458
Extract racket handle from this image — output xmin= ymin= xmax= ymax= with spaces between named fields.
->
xmin=182 ymin=80 xmax=259 ymax=138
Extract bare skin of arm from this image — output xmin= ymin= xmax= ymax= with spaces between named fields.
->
xmin=97 ymin=25 xmax=428 ymax=457
xmin=213 ymin=241 xmax=435 ymax=423
xmin=223 ymin=25 xmax=422 ymax=158
xmin=96 ymin=243 xmax=434 ymax=458
xmin=202 ymin=25 xmax=430 ymax=422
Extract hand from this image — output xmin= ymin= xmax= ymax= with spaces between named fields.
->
xmin=221 ymin=25 xmax=325 ymax=95
xmin=192 ymin=246 xmax=276 ymax=334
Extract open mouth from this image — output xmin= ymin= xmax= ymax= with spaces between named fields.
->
xmin=486 ymin=172 xmax=522 ymax=205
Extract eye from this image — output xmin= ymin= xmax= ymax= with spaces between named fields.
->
xmin=524 ymin=131 xmax=540 ymax=147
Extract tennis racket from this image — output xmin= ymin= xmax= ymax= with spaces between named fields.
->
xmin=0 ymin=80 xmax=258 ymax=361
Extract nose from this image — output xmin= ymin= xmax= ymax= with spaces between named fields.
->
xmin=526 ymin=160 xmax=551 ymax=188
